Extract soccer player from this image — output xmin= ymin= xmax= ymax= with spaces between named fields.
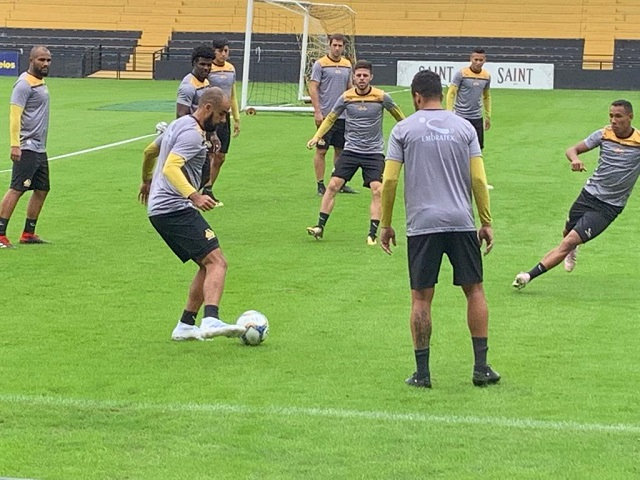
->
xmin=203 ymin=36 xmax=241 ymax=207
xmin=0 ymin=46 xmax=52 ymax=248
xmin=446 ymin=48 xmax=491 ymax=150
xmin=306 ymin=60 xmax=405 ymax=244
xmin=513 ymin=99 xmax=640 ymax=290
xmin=176 ymin=45 xmax=220 ymax=194
xmin=144 ymin=87 xmax=246 ymax=341
xmin=380 ymin=70 xmax=499 ymax=388
xmin=309 ymin=33 xmax=358 ymax=195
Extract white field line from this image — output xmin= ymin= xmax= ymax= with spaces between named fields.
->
xmin=0 ymin=134 xmax=156 ymax=174
xmin=1 ymin=393 xmax=639 ymax=435
xmin=386 ymin=88 xmax=410 ymax=95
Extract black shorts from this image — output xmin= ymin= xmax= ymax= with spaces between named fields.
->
xmin=407 ymin=231 xmax=483 ymax=289
xmin=149 ymin=208 xmax=220 ymax=263
xmin=565 ymin=189 xmax=622 ymax=243
xmin=215 ymin=112 xmax=231 ymax=154
xmin=10 ymin=150 xmax=50 ymax=191
xmin=317 ymin=118 xmax=345 ymax=150
xmin=464 ymin=117 xmax=484 ymax=150
xmin=332 ymin=151 xmax=384 ymax=188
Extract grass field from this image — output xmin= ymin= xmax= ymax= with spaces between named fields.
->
xmin=0 ymin=77 xmax=639 ymax=480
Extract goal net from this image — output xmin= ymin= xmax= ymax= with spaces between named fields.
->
xmin=241 ymin=0 xmax=356 ymax=113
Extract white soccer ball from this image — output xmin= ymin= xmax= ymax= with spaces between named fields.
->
xmin=236 ymin=310 xmax=269 ymax=345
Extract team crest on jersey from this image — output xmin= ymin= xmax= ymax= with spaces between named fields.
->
xmin=204 ymin=229 xmax=216 ymax=240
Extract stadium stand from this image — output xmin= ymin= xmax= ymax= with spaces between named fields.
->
xmin=1 ymin=0 xmax=640 ymax=75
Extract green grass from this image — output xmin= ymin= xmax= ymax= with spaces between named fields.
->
xmin=0 ymin=78 xmax=639 ymax=479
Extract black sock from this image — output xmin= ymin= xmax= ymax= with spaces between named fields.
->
xmin=472 ymin=337 xmax=488 ymax=370
xmin=317 ymin=180 xmax=325 ymax=189
xmin=0 ymin=217 xmax=8 ymax=236
xmin=369 ymin=219 xmax=380 ymax=238
xmin=204 ymin=304 xmax=219 ymax=319
xmin=180 ymin=310 xmax=198 ymax=326
xmin=415 ymin=348 xmax=430 ymax=379
xmin=318 ymin=212 xmax=329 ymax=228
xmin=527 ymin=262 xmax=547 ymax=280
xmin=24 ymin=218 xmax=37 ymax=234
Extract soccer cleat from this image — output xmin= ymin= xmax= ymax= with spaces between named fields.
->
xmin=564 ymin=247 xmax=578 ymax=272
xmin=200 ymin=317 xmax=246 ymax=339
xmin=171 ymin=322 xmax=203 ymax=341
xmin=339 ymin=184 xmax=359 ymax=194
xmin=512 ymin=272 xmax=530 ymax=290
xmin=472 ymin=365 xmax=501 ymax=387
xmin=366 ymin=235 xmax=377 ymax=246
xmin=405 ymin=372 xmax=432 ymax=389
xmin=487 ymin=184 xmax=495 ymax=190
xmin=0 ymin=235 xmax=14 ymax=248
xmin=202 ymin=187 xmax=224 ymax=207
xmin=155 ymin=121 xmax=168 ymax=134
xmin=307 ymin=225 xmax=324 ymax=240
xmin=19 ymin=233 xmax=50 ymax=244
xmin=317 ymin=184 xmax=326 ymax=196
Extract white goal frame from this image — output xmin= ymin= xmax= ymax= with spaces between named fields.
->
xmin=241 ymin=0 xmax=356 ymax=113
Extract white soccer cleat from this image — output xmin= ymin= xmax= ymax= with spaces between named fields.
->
xmin=487 ymin=184 xmax=495 ymax=190
xmin=155 ymin=121 xmax=168 ymax=134
xmin=171 ymin=322 xmax=203 ymax=341
xmin=564 ymin=247 xmax=578 ymax=272
xmin=200 ymin=317 xmax=247 ymax=339
xmin=512 ymin=272 xmax=530 ymax=290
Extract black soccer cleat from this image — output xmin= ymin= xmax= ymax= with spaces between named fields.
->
xmin=339 ymin=184 xmax=359 ymax=194
xmin=472 ymin=365 xmax=501 ymax=387
xmin=317 ymin=183 xmax=326 ymax=196
xmin=405 ymin=372 xmax=432 ymax=389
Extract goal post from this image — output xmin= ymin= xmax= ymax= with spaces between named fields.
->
xmin=241 ymin=0 xmax=356 ymax=113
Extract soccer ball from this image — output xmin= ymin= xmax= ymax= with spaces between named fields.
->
xmin=236 ymin=310 xmax=269 ymax=345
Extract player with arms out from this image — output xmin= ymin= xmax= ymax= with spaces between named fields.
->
xmin=380 ymin=70 xmax=499 ymax=388
xmin=0 ymin=46 xmax=52 ymax=248
xmin=513 ymin=99 xmax=640 ymax=290
xmin=306 ymin=60 xmax=405 ymax=244
xmin=309 ymin=33 xmax=357 ymax=195
xmin=142 ymin=87 xmax=246 ymax=341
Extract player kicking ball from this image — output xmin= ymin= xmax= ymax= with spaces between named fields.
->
xmin=513 ymin=99 xmax=640 ymax=290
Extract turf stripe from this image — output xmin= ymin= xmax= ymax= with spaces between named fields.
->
xmin=0 ymin=134 xmax=156 ymax=174
xmin=1 ymin=393 xmax=638 ymax=435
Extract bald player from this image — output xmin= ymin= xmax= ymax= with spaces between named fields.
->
xmin=144 ymin=87 xmax=246 ymax=341
xmin=380 ymin=70 xmax=499 ymax=389
xmin=306 ymin=60 xmax=405 ymax=245
xmin=203 ymin=36 xmax=241 ymax=207
xmin=0 ymin=46 xmax=52 ymax=248
xmin=513 ymin=100 xmax=640 ymax=290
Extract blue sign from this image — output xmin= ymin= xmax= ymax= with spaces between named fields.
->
xmin=0 ymin=51 xmax=19 ymax=76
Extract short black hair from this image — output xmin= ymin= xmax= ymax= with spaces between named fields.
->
xmin=191 ymin=44 xmax=215 ymax=64
xmin=328 ymin=33 xmax=345 ymax=44
xmin=411 ymin=70 xmax=442 ymax=100
xmin=612 ymin=99 xmax=633 ymax=114
xmin=212 ymin=36 xmax=229 ymax=51
xmin=472 ymin=47 xmax=486 ymax=55
xmin=353 ymin=59 xmax=372 ymax=73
